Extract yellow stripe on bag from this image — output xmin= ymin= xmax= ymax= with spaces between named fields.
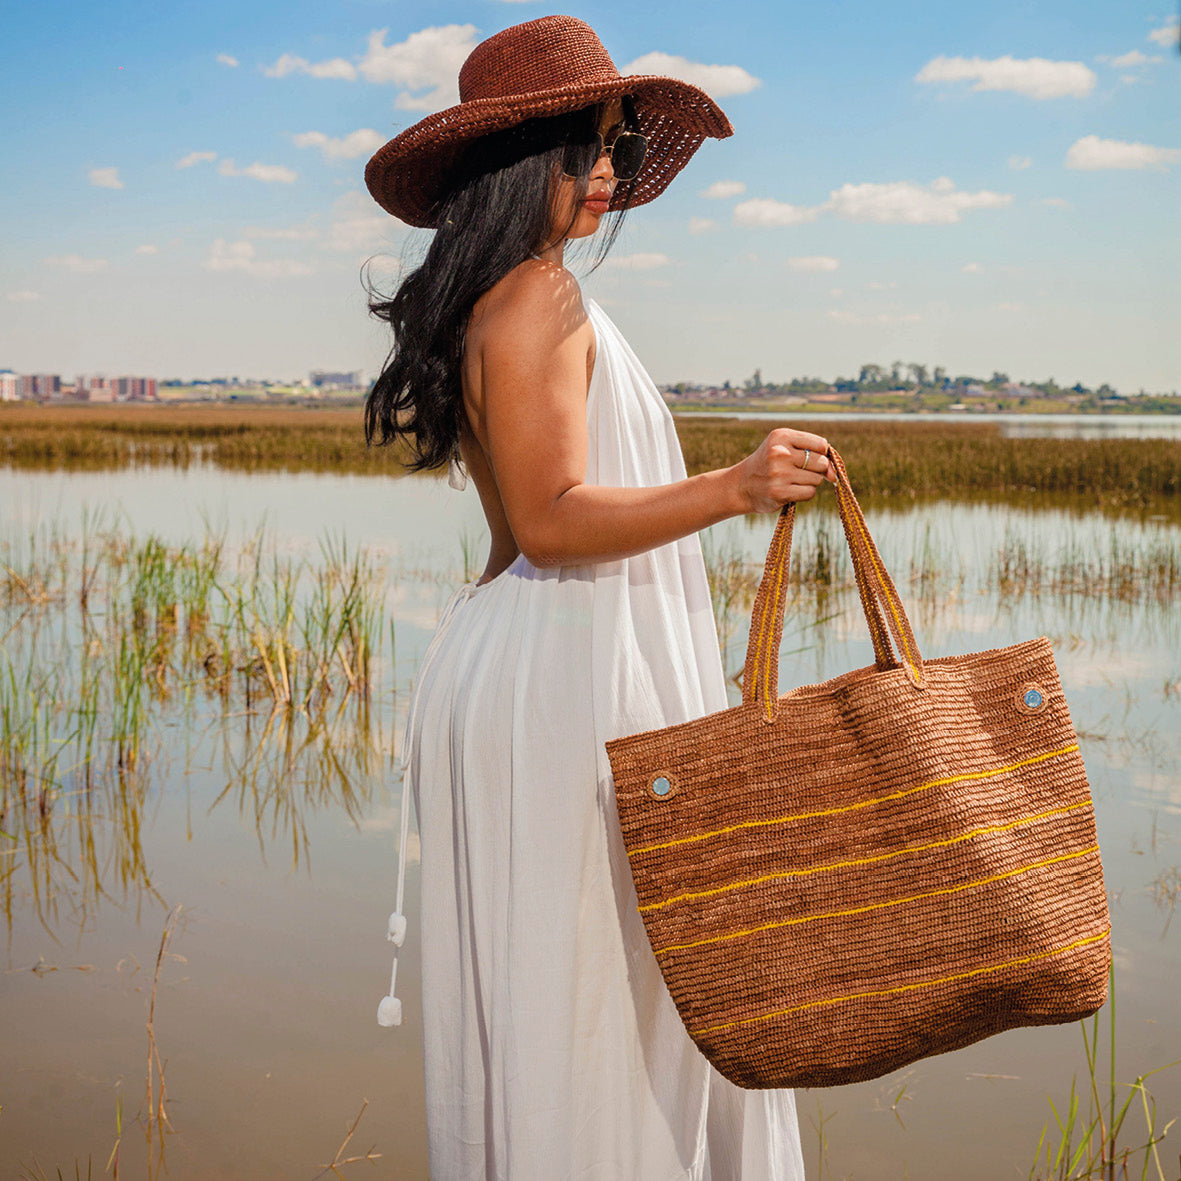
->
xmin=628 ymin=744 xmax=1081 ymax=859
xmin=687 ymin=927 xmax=1111 ymax=1037
xmin=653 ymin=845 xmax=1098 ymax=957
xmin=639 ymin=799 xmax=1093 ymax=913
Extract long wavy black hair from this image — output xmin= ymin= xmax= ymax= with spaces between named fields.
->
xmin=364 ymin=99 xmax=637 ymax=471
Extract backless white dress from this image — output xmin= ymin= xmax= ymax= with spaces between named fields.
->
xmin=403 ymin=295 xmax=804 ymax=1179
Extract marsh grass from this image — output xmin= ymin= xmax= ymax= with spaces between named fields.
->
xmin=142 ymin=904 xmax=183 ymax=1178
xmin=1030 ymin=971 xmax=1179 ymax=1180
xmin=0 ymin=519 xmax=393 ymax=933
xmin=994 ymin=524 xmax=1181 ymax=601
xmin=3 ymin=405 xmax=1179 ymax=515
xmin=703 ymin=505 xmax=1180 ymax=693
xmin=678 ymin=419 xmax=1181 ymax=513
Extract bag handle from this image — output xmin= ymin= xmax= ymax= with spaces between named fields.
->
xmin=741 ymin=447 xmax=925 ymax=722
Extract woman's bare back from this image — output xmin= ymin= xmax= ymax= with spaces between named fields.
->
xmin=458 ymin=260 xmax=597 ymax=585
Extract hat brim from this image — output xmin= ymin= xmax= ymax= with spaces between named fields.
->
xmin=365 ymin=74 xmax=733 ymax=228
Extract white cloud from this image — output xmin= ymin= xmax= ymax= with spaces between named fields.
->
xmin=688 ymin=217 xmax=717 ymax=234
xmin=293 ymin=129 xmax=386 ymax=161
xmin=787 ymin=255 xmax=840 ymax=272
xmin=865 ymin=280 xmax=898 ymax=291
xmin=204 ymin=239 xmax=314 ymax=278
xmin=734 ymin=176 xmax=1012 ymax=231
xmin=46 ymin=254 xmax=108 ymax=274
xmin=134 ymin=244 xmax=158 ymax=255
xmin=915 ymin=55 xmax=1096 ymax=99
xmin=1110 ymin=50 xmax=1151 ymax=67
xmin=262 ymin=52 xmax=357 ymax=80
xmin=1148 ymin=21 xmax=1179 ymax=49
xmin=620 ymin=51 xmax=761 ymax=99
xmin=603 ymin=252 xmax=671 ymax=270
xmin=733 ymin=198 xmax=819 ymax=227
xmin=700 ymin=179 xmax=746 ymax=199
xmin=823 ymin=177 xmax=1012 ymax=224
xmin=1041 ymin=196 xmax=1071 ymax=209
xmin=218 ymin=158 xmax=298 ymax=184
xmin=1065 ymin=134 xmax=1180 ymax=170
xmin=324 ymin=190 xmax=397 ymax=253
xmin=243 ymin=224 xmax=320 ymax=241
xmin=994 ymin=301 xmax=1024 ymax=312
xmin=216 ymin=53 xmax=239 ymax=68
xmin=962 ymin=261 xmax=983 ymax=273
xmin=1008 ymin=154 xmax=1032 ymax=170
xmin=827 ymin=309 xmax=922 ymax=325
xmin=177 ymin=150 xmax=217 ymax=169
xmin=359 ymin=25 xmax=477 ymax=112
xmin=6 ymin=290 xmax=43 ymax=302
xmin=88 ymin=167 xmax=123 ymax=189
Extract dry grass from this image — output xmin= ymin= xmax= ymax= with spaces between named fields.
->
xmin=2 ymin=405 xmax=1179 ymax=512
xmin=314 ymin=1100 xmax=382 ymax=1178
xmin=678 ymin=418 xmax=1181 ymax=510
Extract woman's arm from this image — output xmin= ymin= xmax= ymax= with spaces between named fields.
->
xmin=472 ymin=264 xmax=833 ymax=568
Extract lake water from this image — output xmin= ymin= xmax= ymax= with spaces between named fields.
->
xmin=1 ymin=465 xmax=1178 ymax=1179
xmin=676 ymin=410 xmax=1181 ymax=440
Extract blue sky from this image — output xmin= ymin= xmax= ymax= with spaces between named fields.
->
xmin=2 ymin=0 xmax=1178 ymax=391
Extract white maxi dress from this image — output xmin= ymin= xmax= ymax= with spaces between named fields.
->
xmin=403 ymin=295 xmax=804 ymax=1180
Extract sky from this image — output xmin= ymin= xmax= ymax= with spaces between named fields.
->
xmin=1 ymin=0 xmax=1178 ymax=392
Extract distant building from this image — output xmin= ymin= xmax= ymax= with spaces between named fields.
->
xmin=309 ymin=368 xmax=363 ymax=390
xmin=72 ymin=374 xmax=156 ymax=401
xmin=115 ymin=376 xmax=157 ymax=400
xmin=0 ymin=371 xmax=17 ymax=401
xmin=77 ymin=375 xmax=116 ymax=402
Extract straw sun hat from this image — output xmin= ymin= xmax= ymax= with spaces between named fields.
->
xmin=364 ymin=14 xmax=733 ymax=228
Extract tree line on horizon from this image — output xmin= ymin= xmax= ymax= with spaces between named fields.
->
xmin=666 ymin=361 xmax=1156 ymax=400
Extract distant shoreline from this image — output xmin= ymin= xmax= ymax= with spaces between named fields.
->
xmin=666 ymin=398 xmax=1181 ymax=418
xmin=4 ymin=394 xmax=1179 ymax=417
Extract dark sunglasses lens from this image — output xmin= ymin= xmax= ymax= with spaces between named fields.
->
xmin=561 ymin=133 xmax=600 ymax=178
xmin=609 ymin=133 xmax=647 ymax=180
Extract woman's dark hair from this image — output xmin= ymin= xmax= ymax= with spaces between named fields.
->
xmin=364 ymin=99 xmax=637 ymax=471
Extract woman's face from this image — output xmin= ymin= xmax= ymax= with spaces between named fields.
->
xmin=548 ymin=99 xmax=625 ymax=243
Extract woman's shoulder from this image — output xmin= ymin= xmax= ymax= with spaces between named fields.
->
xmin=469 ymin=259 xmax=589 ymax=357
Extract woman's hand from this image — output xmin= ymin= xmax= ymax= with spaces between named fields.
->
xmin=729 ymin=428 xmax=836 ymax=515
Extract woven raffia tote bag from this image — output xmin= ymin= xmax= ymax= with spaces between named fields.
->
xmin=606 ymin=449 xmax=1111 ymax=1089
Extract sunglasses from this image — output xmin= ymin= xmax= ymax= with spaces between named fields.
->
xmin=560 ymin=129 xmax=648 ymax=182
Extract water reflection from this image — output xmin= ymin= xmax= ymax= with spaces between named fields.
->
xmin=679 ymin=410 xmax=1181 ymax=440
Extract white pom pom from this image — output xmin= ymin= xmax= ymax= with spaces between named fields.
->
xmin=377 ymin=995 xmax=403 ymax=1027
xmin=387 ymin=911 xmax=407 ymax=947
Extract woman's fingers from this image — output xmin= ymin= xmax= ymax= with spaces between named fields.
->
xmin=736 ymin=427 xmax=840 ymax=512
xmin=766 ymin=427 xmax=834 ymax=480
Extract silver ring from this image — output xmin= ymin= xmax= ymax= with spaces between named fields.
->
xmin=802 ymin=448 xmax=811 ymax=471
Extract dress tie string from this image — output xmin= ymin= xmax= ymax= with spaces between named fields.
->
xmin=378 ymin=581 xmax=478 ymax=1027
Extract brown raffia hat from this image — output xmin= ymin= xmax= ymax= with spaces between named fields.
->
xmin=365 ymin=14 xmax=733 ymax=228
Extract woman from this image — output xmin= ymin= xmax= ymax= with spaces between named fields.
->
xmin=365 ymin=16 xmax=832 ymax=1178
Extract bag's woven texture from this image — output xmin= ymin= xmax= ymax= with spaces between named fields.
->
xmin=606 ymin=449 xmax=1111 ymax=1089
